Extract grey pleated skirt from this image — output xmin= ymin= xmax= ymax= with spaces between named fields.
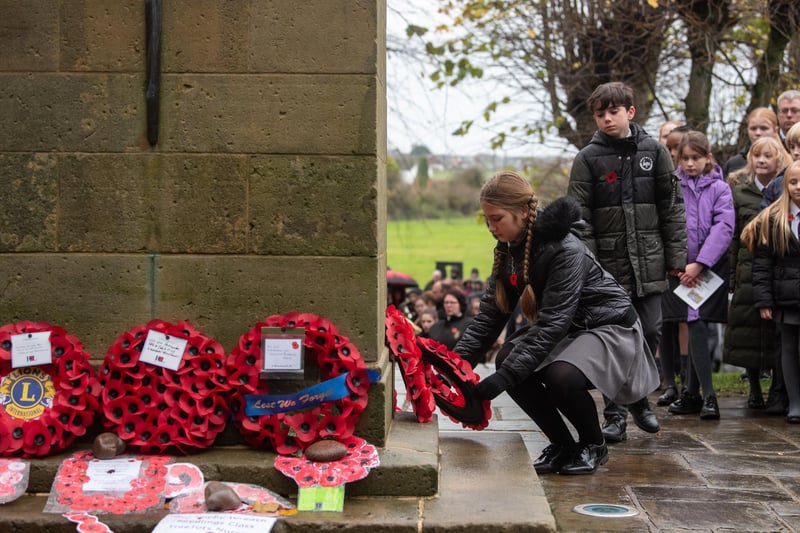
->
xmin=535 ymin=319 xmax=659 ymax=405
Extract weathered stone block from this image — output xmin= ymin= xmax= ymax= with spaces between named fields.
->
xmin=154 ymin=255 xmax=381 ymax=361
xmin=59 ymin=0 xmax=143 ymax=72
xmin=150 ymin=154 xmax=249 ymax=253
xmin=0 ymin=254 xmax=152 ymax=360
xmin=250 ymin=1 xmax=378 ymax=74
xmin=0 ymin=74 xmax=146 ymax=152
xmin=58 ymin=154 xmax=153 ymax=252
xmin=0 ymin=153 xmax=58 ymax=251
xmin=158 ymin=74 xmax=377 ymax=154
xmin=249 ymin=155 xmax=378 ymax=256
xmin=161 ymin=0 xmax=250 ymax=73
xmin=0 ymin=1 xmax=59 ymax=71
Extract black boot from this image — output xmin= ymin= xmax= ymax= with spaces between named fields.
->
xmin=657 ymin=385 xmax=678 ymax=406
xmin=559 ymin=442 xmax=609 ymax=475
xmin=629 ymin=397 xmax=660 ymax=433
xmin=668 ymin=390 xmax=703 ymax=414
xmin=601 ymin=417 xmax=627 ymax=443
xmin=533 ymin=443 xmax=576 ymax=474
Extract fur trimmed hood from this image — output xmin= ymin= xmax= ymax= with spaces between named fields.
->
xmin=534 ymin=195 xmax=582 ymax=242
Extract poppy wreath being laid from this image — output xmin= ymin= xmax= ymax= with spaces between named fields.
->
xmin=0 ymin=321 xmax=101 ymax=458
xmin=99 ymin=319 xmax=232 ymax=454
xmin=384 ymin=306 xmax=435 ymax=423
xmin=227 ymin=312 xmax=370 ymax=455
xmin=385 ymin=306 xmax=490 ymax=430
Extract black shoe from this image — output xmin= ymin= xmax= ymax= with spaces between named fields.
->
xmin=657 ymin=386 xmax=678 ymax=406
xmin=747 ymin=392 xmax=765 ymax=409
xmin=559 ymin=442 xmax=609 ymax=475
xmin=601 ymin=417 xmax=627 ymax=443
xmin=765 ymin=395 xmax=789 ymax=415
xmin=787 ymin=415 xmax=800 ymax=424
xmin=533 ymin=443 xmax=576 ymax=474
xmin=700 ymin=395 xmax=720 ymax=420
xmin=629 ymin=398 xmax=660 ymax=433
xmin=668 ymin=391 xmax=703 ymax=414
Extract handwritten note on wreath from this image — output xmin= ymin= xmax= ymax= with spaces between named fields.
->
xmin=139 ymin=330 xmax=188 ymax=371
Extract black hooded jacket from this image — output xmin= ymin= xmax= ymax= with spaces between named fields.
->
xmin=453 ymin=196 xmax=635 ymax=387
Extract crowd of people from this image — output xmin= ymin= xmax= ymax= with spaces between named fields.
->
xmin=388 ymin=83 xmax=800 ymax=476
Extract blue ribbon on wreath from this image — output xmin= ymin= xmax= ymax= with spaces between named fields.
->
xmin=244 ymin=369 xmax=380 ymax=416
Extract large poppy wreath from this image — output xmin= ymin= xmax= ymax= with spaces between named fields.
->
xmin=0 ymin=321 xmax=101 ymax=458
xmin=227 ymin=312 xmax=370 ymax=455
xmin=99 ymin=319 xmax=232 ymax=454
xmin=385 ymin=306 xmax=490 ymax=430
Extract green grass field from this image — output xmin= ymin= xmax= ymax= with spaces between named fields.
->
xmin=387 ymin=217 xmax=496 ymax=288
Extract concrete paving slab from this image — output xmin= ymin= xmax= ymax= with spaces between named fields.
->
xmin=422 ymin=431 xmax=555 ymax=532
xmin=644 ymin=500 xmax=786 ymax=531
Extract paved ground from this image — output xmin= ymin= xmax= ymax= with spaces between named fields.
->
xmin=402 ymin=362 xmax=800 ymax=532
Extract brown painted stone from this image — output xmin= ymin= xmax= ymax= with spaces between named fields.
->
xmin=204 ymin=481 xmax=241 ymax=512
xmin=306 ymin=439 xmax=347 ymax=462
xmin=92 ymin=432 xmax=126 ymax=459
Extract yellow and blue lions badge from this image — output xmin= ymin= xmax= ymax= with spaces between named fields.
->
xmin=0 ymin=367 xmax=55 ymax=420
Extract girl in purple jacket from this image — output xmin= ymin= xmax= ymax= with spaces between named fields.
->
xmin=667 ymin=132 xmax=735 ymax=420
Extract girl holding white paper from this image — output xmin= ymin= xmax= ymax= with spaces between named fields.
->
xmin=746 ymin=161 xmax=800 ymax=423
xmin=666 ymin=132 xmax=735 ymax=420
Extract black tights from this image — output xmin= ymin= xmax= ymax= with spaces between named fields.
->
xmin=505 ymin=361 xmax=603 ymax=447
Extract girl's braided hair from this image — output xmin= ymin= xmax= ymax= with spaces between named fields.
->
xmin=481 ymin=171 xmax=539 ymax=321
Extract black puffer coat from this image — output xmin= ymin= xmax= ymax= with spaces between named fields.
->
xmin=724 ymin=173 xmax=775 ymax=369
xmin=752 ymin=218 xmax=800 ymax=323
xmin=567 ymin=122 xmax=687 ymax=297
xmin=453 ymin=196 xmax=636 ymax=387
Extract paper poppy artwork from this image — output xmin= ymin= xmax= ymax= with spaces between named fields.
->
xmin=44 ymin=451 xmax=172 ymax=514
xmin=168 ymin=481 xmax=294 ymax=515
xmin=99 ymin=319 xmax=232 ymax=454
xmin=0 ymin=321 xmax=101 ymax=458
xmin=274 ymin=436 xmax=379 ymax=488
xmin=63 ymin=512 xmax=113 ymax=533
xmin=0 ymin=459 xmax=29 ymax=504
xmin=385 ymin=306 xmax=491 ymax=430
xmin=227 ymin=312 xmax=372 ymax=454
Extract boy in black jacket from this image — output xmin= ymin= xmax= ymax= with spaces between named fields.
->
xmin=567 ymin=82 xmax=687 ymax=443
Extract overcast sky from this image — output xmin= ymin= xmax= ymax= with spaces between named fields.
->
xmin=385 ymin=2 xmax=570 ymax=158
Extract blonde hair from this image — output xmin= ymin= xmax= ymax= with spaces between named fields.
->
xmin=480 ymin=171 xmax=539 ymax=321
xmin=787 ymin=122 xmax=800 ymax=148
xmin=746 ymin=107 xmax=779 ymax=132
xmin=742 ymin=160 xmax=800 ymax=257
xmin=729 ymin=136 xmax=792 ymax=186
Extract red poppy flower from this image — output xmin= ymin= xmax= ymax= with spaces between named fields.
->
xmin=284 ymin=411 xmax=320 ymax=444
xmin=273 ymin=433 xmax=301 ymax=456
xmin=605 ymin=171 xmax=618 ymax=184
xmin=790 ymin=213 xmax=795 ymax=222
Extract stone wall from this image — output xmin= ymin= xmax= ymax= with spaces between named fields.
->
xmin=0 ymin=1 xmax=391 ymax=443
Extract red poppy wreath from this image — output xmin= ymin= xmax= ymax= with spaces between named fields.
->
xmin=99 ymin=319 xmax=232 ymax=454
xmin=0 ymin=321 xmax=101 ymax=458
xmin=385 ymin=306 xmax=491 ymax=430
xmin=227 ymin=312 xmax=370 ymax=455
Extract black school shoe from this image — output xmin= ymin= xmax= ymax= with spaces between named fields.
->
xmin=601 ymin=417 xmax=627 ymax=443
xmin=533 ymin=443 xmax=576 ymax=474
xmin=700 ymin=395 xmax=720 ymax=420
xmin=668 ymin=391 xmax=703 ymax=415
xmin=559 ymin=442 xmax=609 ymax=475
xmin=629 ymin=397 xmax=661 ymax=433
xmin=657 ymin=385 xmax=678 ymax=406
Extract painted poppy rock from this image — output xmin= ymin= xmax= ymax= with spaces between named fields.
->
xmin=305 ymin=439 xmax=347 ymax=462
xmin=204 ymin=481 xmax=241 ymax=511
xmin=92 ymin=432 xmax=126 ymax=459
